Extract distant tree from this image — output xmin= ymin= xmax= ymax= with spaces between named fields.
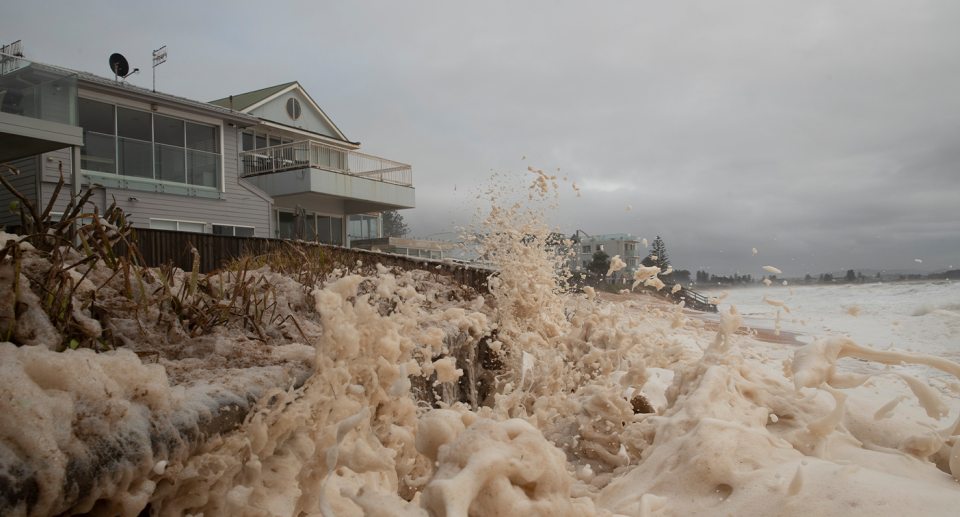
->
xmin=845 ymin=269 xmax=856 ymax=282
xmin=588 ymin=250 xmax=611 ymax=276
xmin=650 ymin=236 xmax=670 ymax=271
xmin=381 ymin=210 xmax=410 ymax=238
xmin=876 ymin=272 xmax=882 ymax=280
xmin=673 ymin=270 xmax=691 ymax=284
xmin=823 ymin=273 xmax=834 ymax=283
xmin=769 ymin=275 xmax=777 ymax=282
xmin=804 ymin=274 xmax=812 ymax=283
xmin=642 ymin=255 xmax=656 ymax=268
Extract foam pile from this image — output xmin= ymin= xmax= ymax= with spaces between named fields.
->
xmin=3 ymin=169 xmax=960 ymax=517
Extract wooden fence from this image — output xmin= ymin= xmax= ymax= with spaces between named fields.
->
xmin=115 ymin=228 xmax=494 ymax=294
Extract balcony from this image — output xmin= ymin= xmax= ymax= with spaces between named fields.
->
xmin=240 ymin=140 xmax=411 ymax=186
xmin=625 ymin=249 xmax=640 ymax=257
xmin=240 ymin=140 xmax=415 ymax=212
xmin=0 ymin=52 xmax=83 ymax=161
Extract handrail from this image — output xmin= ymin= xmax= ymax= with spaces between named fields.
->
xmin=664 ymin=282 xmax=718 ymax=313
xmin=239 ymin=140 xmax=413 ymax=187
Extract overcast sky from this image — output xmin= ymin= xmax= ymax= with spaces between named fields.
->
xmin=5 ymin=0 xmax=959 ymax=276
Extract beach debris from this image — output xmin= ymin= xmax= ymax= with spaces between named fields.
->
xmin=845 ymin=307 xmax=862 ymax=317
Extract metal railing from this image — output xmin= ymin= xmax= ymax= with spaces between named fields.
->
xmin=239 ymin=140 xmax=413 ymax=187
xmin=0 ymin=52 xmax=78 ymax=126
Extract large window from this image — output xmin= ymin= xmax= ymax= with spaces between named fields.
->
xmin=79 ymin=99 xmax=116 ymax=173
xmin=79 ymin=99 xmax=221 ymax=191
xmin=241 ymin=130 xmax=293 ymax=151
xmin=150 ymin=219 xmax=205 ymax=233
xmin=213 ymin=224 xmax=255 ymax=237
xmin=348 ymin=214 xmax=379 ymax=242
xmin=275 ymin=210 xmax=342 ymax=244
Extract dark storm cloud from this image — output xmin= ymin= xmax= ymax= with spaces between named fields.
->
xmin=5 ymin=0 xmax=959 ymax=276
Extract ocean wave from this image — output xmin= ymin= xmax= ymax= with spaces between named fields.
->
xmin=912 ymin=300 xmax=960 ymax=317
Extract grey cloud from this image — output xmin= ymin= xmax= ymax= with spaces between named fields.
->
xmin=4 ymin=0 xmax=959 ymax=275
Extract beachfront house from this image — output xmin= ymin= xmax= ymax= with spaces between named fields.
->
xmin=1 ymin=51 xmax=414 ymax=246
xmin=0 ymin=51 xmax=275 ymax=236
xmin=209 ymin=82 xmax=415 ymax=246
xmin=571 ymin=233 xmax=642 ymax=278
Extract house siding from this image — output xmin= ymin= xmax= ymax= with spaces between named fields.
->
xmin=38 ymin=127 xmax=273 ymax=236
xmin=0 ymin=155 xmax=39 ymax=230
xmin=249 ymin=89 xmax=340 ymax=140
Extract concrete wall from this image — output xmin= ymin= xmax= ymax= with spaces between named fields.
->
xmin=249 ymin=89 xmax=341 ymax=140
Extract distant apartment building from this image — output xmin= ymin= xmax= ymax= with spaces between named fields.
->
xmin=571 ymin=233 xmax=642 ymax=275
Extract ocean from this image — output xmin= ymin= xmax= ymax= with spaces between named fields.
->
xmin=700 ymin=280 xmax=960 ymax=375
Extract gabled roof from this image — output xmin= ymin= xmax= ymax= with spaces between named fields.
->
xmin=209 ymin=81 xmax=297 ymax=112
xmin=209 ymin=81 xmax=351 ymax=143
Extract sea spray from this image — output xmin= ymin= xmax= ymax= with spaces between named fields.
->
xmin=4 ymin=168 xmax=960 ymax=516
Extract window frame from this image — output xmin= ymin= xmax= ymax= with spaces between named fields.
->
xmin=77 ymin=95 xmax=224 ymax=194
xmin=274 ymin=209 xmax=343 ymax=244
xmin=212 ymin=224 xmax=256 ymax=237
xmin=286 ymin=97 xmax=302 ymax=121
xmin=150 ymin=218 xmax=207 ymax=233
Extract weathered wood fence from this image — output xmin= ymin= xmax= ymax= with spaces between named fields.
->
xmin=115 ymin=228 xmax=494 ymax=294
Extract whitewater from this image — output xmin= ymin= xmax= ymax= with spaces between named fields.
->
xmin=1 ymin=168 xmax=959 ymax=516
xmin=701 ymin=281 xmax=960 ymax=378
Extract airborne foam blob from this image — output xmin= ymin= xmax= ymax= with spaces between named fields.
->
xmin=763 ymin=266 xmax=782 ymax=274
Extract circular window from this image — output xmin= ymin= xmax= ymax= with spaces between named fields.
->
xmin=286 ymin=97 xmax=302 ymax=120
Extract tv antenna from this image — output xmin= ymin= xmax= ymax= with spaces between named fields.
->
xmin=109 ymin=53 xmax=139 ymax=83
xmin=152 ymin=46 xmax=167 ymax=92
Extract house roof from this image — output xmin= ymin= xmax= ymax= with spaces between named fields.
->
xmin=208 ymin=81 xmax=352 ymax=143
xmin=208 ymin=81 xmax=297 ymax=112
xmin=74 ymin=70 xmax=260 ymax=125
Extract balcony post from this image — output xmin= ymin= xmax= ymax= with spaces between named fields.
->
xmin=71 ymin=145 xmax=81 ymax=197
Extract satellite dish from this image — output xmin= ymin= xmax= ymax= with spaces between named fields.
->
xmin=109 ymin=53 xmax=129 ymax=78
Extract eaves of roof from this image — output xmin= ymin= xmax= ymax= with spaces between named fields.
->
xmin=76 ymin=71 xmax=260 ymax=125
xmin=209 ymin=81 xmax=298 ymax=112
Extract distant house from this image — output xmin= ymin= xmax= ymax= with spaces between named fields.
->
xmin=210 ymin=82 xmax=415 ymax=245
xmin=1 ymin=51 xmax=414 ymax=246
xmin=570 ymin=233 xmax=642 ymax=274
